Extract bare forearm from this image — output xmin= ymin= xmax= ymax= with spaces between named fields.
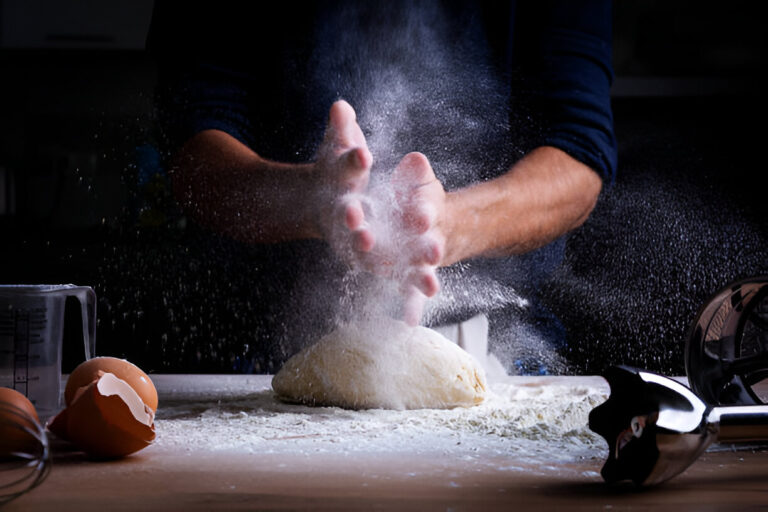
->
xmin=442 ymin=146 xmax=602 ymax=265
xmin=170 ymin=129 xmax=321 ymax=244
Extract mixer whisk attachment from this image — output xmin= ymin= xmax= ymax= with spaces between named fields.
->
xmin=685 ymin=276 xmax=768 ymax=406
xmin=0 ymin=402 xmax=52 ymax=505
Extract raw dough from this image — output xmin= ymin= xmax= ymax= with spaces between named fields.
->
xmin=272 ymin=319 xmax=487 ymax=410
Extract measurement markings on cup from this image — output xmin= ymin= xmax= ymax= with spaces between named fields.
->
xmin=0 ymin=308 xmax=47 ymax=397
xmin=0 ymin=310 xmax=15 ymax=391
xmin=14 ymin=310 xmax=30 ymax=396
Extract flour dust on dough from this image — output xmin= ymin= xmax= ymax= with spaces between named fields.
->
xmin=272 ymin=318 xmax=488 ymax=410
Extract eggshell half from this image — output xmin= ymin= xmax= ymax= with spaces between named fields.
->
xmin=62 ymin=372 xmax=155 ymax=458
xmin=65 ymin=357 xmax=158 ymax=412
xmin=46 ymin=406 xmax=69 ymax=440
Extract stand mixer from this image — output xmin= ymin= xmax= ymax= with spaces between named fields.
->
xmin=589 ymin=276 xmax=768 ymax=486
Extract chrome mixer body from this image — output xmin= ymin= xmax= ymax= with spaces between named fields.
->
xmin=590 ymin=276 xmax=768 ymax=486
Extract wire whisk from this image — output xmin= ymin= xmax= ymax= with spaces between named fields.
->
xmin=0 ymin=401 xmax=51 ymax=506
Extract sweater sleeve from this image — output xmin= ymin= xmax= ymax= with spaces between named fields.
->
xmin=147 ymin=2 xmax=264 ymax=155
xmin=510 ymin=0 xmax=617 ymax=183
xmin=153 ymin=59 xmax=257 ymax=154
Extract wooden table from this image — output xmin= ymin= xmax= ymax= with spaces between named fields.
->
xmin=5 ymin=375 xmax=768 ymax=511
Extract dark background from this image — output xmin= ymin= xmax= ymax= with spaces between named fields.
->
xmin=0 ymin=1 xmax=765 ymax=375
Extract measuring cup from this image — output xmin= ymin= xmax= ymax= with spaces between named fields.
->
xmin=0 ymin=285 xmax=96 ymax=420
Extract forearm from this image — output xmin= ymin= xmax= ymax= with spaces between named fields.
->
xmin=170 ymin=129 xmax=322 ymax=244
xmin=442 ymin=146 xmax=602 ymax=265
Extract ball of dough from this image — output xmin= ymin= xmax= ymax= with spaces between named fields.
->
xmin=272 ymin=319 xmax=487 ymax=410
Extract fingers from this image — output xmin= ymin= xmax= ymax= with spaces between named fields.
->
xmin=411 ymin=266 xmax=440 ymax=298
xmin=403 ymin=201 xmax=436 ymax=235
xmin=336 ymin=194 xmax=375 ymax=253
xmin=329 ymin=99 xmax=356 ymax=124
xmin=352 ymin=225 xmax=375 ymax=253
xmin=349 ymin=146 xmax=373 ymax=172
xmin=393 ymin=152 xmax=434 ymax=187
xmin=320 ymin=122 xmax=444 ymax=320
xmin=401 ymin=266 xmax=439 ymax=326
xmin=317 ymin=101 xmax=373 ymax=256
xmin=390 ymin=152 xmax=444 ymax=317
xmin=393 ymin=153 xmax=439 ymax=234
xmin=327 ymin=100 xmax=369 ymax=155
xmin=344 ymin=195 xmax=365 ymax=231
xmin=407 ymin=234 xmax=442 ymax=266
xmin=319 ymin=101 xmax=372 ymax=194
xmin=402 ymin=287 xmax=427 ymax=327
xmin=326 ymin=100 xmax=356 ymax=144
xmin=339 ymin=147 xmax=371 ymax=193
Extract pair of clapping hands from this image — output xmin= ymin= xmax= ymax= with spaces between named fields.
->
xmin=314 ymin=101 xmax=446 ymax=325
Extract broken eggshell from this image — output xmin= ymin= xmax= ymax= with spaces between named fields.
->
xmin=64 ymin=356 xmax=158 ymax=412
xmin=48 ymin=373 xmax=155 ymax=458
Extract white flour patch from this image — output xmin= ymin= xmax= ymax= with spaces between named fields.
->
xmin=153 ymin=375 xmax=608 ymax=469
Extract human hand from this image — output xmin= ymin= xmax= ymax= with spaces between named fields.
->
xmin=349 ymin=152 xmax=446 ymax=325
xmin=313 ymin=100 xmax=376 ymax=261
xmin=390 ymin=152 xmax=446 ymax=325
xmin=313 ymin=104 xmax=445 ymax=326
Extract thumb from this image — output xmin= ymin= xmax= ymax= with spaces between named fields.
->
xmin=323 ymin=100 xmax=368 ymax=153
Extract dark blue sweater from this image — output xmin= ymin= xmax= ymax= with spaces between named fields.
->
xmin=149 ymin=0 xmax=617 ymax=184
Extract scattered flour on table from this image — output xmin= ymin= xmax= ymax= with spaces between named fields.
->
xmin=154 ymin=378 xmax=608 ymax=467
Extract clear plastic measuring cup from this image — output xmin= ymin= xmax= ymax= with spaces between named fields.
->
xmin=0 ymin=285 xmax=96 ymax=420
